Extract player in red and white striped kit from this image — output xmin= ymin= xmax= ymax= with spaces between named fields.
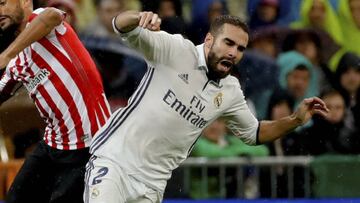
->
xmin=0 ymin=0 xmax=111 ymax=202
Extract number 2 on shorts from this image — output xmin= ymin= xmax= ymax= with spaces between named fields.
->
xmin=92 ymin=167 xmax=109 ymax=185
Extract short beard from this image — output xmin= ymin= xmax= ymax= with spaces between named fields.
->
xmin=0 ymin=23 xmax=19 ymax=52
xmin=0 ymin=7 xmax=23 ymax=52
xmin=206 ymin=49 xmax=232 ymax=81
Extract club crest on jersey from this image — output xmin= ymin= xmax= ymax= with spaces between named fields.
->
xmin=24 ymin=69 xmax=50 ymax=92
xmin=90 ymin=187 xmax=100 ymax=199
xmin=214 ymin=92 xmax=223 ymax=108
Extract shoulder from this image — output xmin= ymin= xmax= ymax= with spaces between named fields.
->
xmin=182 ymin=37 xmax=198 ymax=56
xmin=222 ymin=75 xmax=242 ymax=89
xmin=168 ymin=34 xmax=197 ymax=59
xmin=29 ymin=7 xmax=65 ymax=23
xmin=33 ymin=8 xmax=46 ymax=15
xmin=28 ymin=8 xmax=45 ymax=22
xmin=160 ymin=32 xmax=195 ymax=51
xmin=221 ymin=75 xmax=246 ymax=101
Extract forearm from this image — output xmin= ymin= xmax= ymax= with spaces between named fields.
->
xmin=258 ymin=115 xmax=302 ymax=143
xmin=113 ymin=10 xmax=141 ymax=33
xmin=2 ymin=8 xmax=63 ymax=59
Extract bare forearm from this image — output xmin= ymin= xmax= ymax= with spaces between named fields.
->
xmin=113 ymin=11 xmax=141 ymax=33
xmin=258 ymin=97 xmax=329 ymax=143
xmin=258 ymin=115 xmax=302 ymax=143
xmin=2 ymin=8 xmax=62 ymax=59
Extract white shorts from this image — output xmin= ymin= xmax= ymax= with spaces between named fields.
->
xmin=84 ymin=156 xmax=163 ymax=203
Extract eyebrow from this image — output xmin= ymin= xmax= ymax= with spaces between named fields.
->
xmin=224 ymin=37 xmax=246 ymax=52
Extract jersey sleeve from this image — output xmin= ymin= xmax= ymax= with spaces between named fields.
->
xmin=222 ymin=86 xmax=259 ymax=146
xmin=0 ymin=59 xmax=17 ymax=97
xmin=31 ymin=8 xmax=67 ymax=37
xmin=115 ymin=24 xmax=187 ymax=66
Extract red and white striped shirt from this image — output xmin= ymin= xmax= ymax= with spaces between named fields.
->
xmin=0 ymin=8 xmax=111 ymax=150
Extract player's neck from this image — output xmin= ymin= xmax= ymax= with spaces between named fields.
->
xmin=206 ymin=70 xmax=221 ymax=83
xmin=19 ymin=8 xmax=33 ymax=32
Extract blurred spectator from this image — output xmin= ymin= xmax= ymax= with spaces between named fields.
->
xmin=157 ymin=0 xmax=187 ymax=35
xmin=81 ymin=0 xmax=147 ymax=111
xmin=249 ymin=26 xmax=289 ymax=59
xmin=47 ymin=0 xmax=78 ymax=29
xmin=282 ymin=29 xmax=336 ymax=92
xmin=277 ymin=51 xmax=319 ymax=107
xmin=249 ymin=28 xmax=277 ymax=59
xmin=260 ymin=88 xmax=305 ymax=198
xmin=140 ymin=0 xmax=187 ymax=35
xmin=247 ymin=0 xmax=292 ymax=30
xmin=82 ymin=0 xmax=125 ymax=39
xmin=247 ymin=0 xmax=280 ymax=29
xmin=235 ymin=50 xmax=279 ymax=119
xmin=291 ymin=0 xmax=343 ymax=46
xmin=188 ymin=0 xmax=228 ymax=44
xmin=190 ymin=119 xmax=268 ymax=199
xmin=300 ymin=89 xmax=359 ymax=155
xmin=265 ymin=88 xmax=300 ymax=156
xmin=81 ymin=36 xmax=147 ymax=111
xmin=334 ymin=52 xmax=360 ymax=140
xmin=192 ymin=119 xmax=269 ymax=158
xmin=248 ymin=0 xmax=279 ymax=30
xmin=338 ymin=0 xmax=360 ymax=56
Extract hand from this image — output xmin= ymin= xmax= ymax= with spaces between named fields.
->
xmin=0 ymin=53 xmax=12 ymax=70
xmin=138 ymin=11 xmax=161 ymax=31
xmin=293 ymin=97 xmax=329 ymax=125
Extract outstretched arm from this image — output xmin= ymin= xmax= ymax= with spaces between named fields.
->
xmin=113 ymin=11 xmax=161 ymax=33
xmin=0 ymin=8 xmax=64 ymax=69
xmin=258 ymin=97 xmax=329 ymax=143
xmin=113 ymin=11 xmax=188 ymax=66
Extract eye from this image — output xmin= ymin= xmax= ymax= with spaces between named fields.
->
xmin=237 ymin=46 xmax=246 ymax=52
xmin=224 ymin=38 xmax=234 ymax=46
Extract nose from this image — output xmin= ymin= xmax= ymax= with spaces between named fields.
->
xmin=227 ymin=47 xmax=237 ymax=59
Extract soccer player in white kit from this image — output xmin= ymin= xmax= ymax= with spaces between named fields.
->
xmin=84 ymin=11 xmax=329 ymax=203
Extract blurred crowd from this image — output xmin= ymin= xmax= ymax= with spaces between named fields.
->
xmin=1 ymin=0 xmax=360 ymax=199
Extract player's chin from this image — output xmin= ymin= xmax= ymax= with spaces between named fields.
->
xmin=215 ymin=70 xmax=230 ymax=79
xmin=215 ymin=67 xmax=232 ymax=78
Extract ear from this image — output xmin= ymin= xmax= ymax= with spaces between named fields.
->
xmin=204 ymin=32 xmax=214 ymax=49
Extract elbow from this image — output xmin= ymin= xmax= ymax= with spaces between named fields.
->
xmin=43 ymin=8 xmax=63 ymax=26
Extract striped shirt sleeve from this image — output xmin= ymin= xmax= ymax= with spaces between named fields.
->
xmin=31 ymin=8 xmax=67 ymax=37
xmin=0 ymin=60 xmax=17 ymax=97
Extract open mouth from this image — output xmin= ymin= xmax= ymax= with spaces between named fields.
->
xmin=0 ymin=17 xmax=9 ymax=28
xmin=0 ymin=16 xmax=8 ymax=22
xmin=219 ymin=60 xmax=233 ymax=71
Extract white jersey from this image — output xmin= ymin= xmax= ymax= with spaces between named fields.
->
xmin=90 ymin=27 xmax=259 ymax=192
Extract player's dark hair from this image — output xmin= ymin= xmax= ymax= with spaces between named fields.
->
xmin=209 ymin=15 xmax=249 ymax=37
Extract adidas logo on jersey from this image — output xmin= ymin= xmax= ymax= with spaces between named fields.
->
xmin=178 ymin=73 xmax=189 ymax=84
